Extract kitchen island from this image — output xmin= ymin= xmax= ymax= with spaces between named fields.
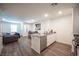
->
xmin=31 ymin=33 xmax=56 ymax=54
xmin=31 ymin=34 xmax=47 ymax=54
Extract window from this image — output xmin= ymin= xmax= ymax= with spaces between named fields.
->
xmin=11 ymin=24 xmax=17 ymax=32
xmin=24 ymin=25 xmax=26 ymax=32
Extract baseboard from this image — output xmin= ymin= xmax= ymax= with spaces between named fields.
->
xmin=56 ymin=41 xmax=72 ymax=46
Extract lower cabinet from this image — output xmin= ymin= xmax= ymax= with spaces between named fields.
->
xmin=47 ymin=34 xmax=56 ymax=47
xmin=31 ymin=35 xmax=47 ymax=54
xmin=31 ymin=34 xmax=56 ymax=54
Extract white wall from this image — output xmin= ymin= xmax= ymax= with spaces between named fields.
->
xmin=32 ymin=20 xmax=52 ymax=33
xmin=23 ymin=23 xmax=32 ymax=32
xmin=1 ymin=21 xmax=31 ymax=35
xmin=73 ymin=5 xmax=79 ymax=34
xmin=0 ymin=9 xmax=2 ymax=35
xmin=34 ymin=14 xmax=73 ymax=45
xmin=0 ymin=18 xmax=1 ymax=33
xmin=41 ymin=19 xmax=51 ymax=32
xmin=51 ymin=14 xmax=73 ymax=45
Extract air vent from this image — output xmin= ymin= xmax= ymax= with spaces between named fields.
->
xmin=51 ymin=3 xmax=58 ymax=7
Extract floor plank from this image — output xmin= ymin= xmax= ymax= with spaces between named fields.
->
xmin=0 ymin=36 xmax=72 ymax=56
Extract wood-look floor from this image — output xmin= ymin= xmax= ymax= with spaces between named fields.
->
xmin=0 ymin=36 xmax=72 ymax=56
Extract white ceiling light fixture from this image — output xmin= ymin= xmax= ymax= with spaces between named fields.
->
xmin=44 ymin=13 xmax=48 ymax=17
xmin=58 ymin=11 xmax=62 ymax=15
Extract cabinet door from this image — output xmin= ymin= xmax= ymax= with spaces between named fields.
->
xmin=52 ymin=34 xmax=56 ymax=42
xmin=47 ymin=34 xmax=56 ymax=46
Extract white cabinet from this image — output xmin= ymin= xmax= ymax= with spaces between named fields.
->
xmin=31 ymin=33 xmax=56 ymax=54
xmin=47 ymin=34 xmax=56 ymax=46
xmin=31 ymin=34 xmax=47 ymax=54
xmin=31 ymin=36 xmax=40 ymax=53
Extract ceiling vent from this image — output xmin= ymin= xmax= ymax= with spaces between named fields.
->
xmin=51 ymin=3 xmax=58 ymax=7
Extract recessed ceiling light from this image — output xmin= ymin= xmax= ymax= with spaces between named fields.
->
xmin=58 ymin=11 xmax=62 ymax=15
xmin=44 ymin=13 xmax=48 ymax=17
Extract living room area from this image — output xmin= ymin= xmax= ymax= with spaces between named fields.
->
xmin=0 ymin=3 xmax=79 ymax=56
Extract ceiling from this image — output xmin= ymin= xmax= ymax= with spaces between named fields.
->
xmin=0 ymin=3 xmax=78 ymax=23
